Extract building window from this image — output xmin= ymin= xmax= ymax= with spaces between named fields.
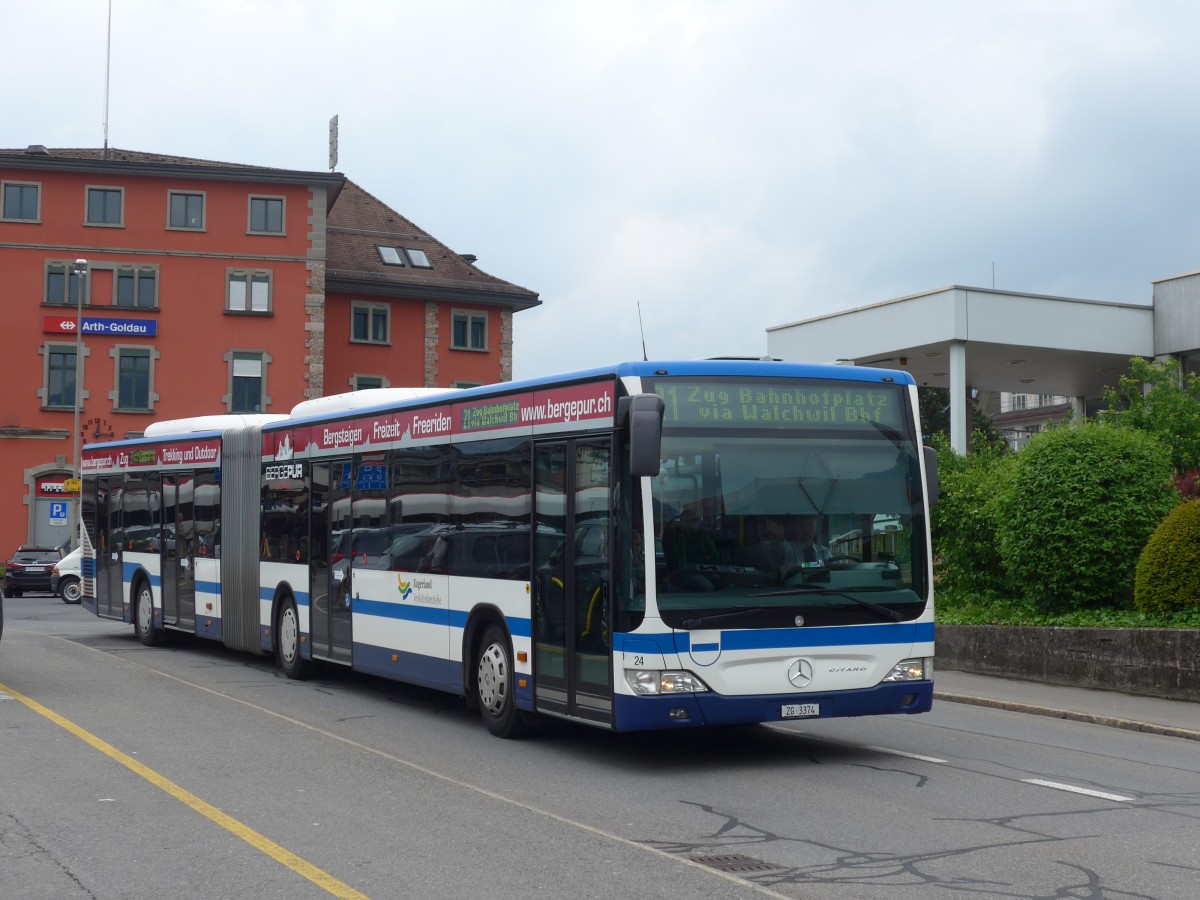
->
xmin=86 ymin=186 xmax=124 ymax=226
xmin=353 ymin=375 xmax=384 ymax=391
xmin=248 ymin=196 xmax=284 ymax=234
xmin=227 ymin=270 xmax=272 ymax=313
xmin=45 ymin=345 xmax=79 ymax=409
xmin=451 ymin=311 xmax=488 ymax=351
xmin=229 ymin=352 xmax=266 ymax=413
xmin=351 ymin=302 xmax=389 ymax=343
xmin=115 ymin=348 xmax=152 ymax=411
xmin=115 ymin=267 xmax=158 ymax=309
xmin=377 ymin=245 xmax=433 ymax=268
xmin=2 ymin=181 xmax=39 ymax=221
xmin=45 ymin=262 xmax=87 ymax=306
xmin=168 ymin=191 xmax=205 ymax=229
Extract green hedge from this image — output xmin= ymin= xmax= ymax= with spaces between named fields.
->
xmin=929 ymin=433 xmax=1012 ymax=597
xmin=994 ymin=423 xmax=1176 ymax=611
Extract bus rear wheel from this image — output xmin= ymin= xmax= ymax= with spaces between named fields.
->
xmin=476 ymin=624 xmax=527 ymax=739
xmin=134 ymin=580 xmax=163 ymax=646
xmin=277 ymin=598 xmax=309 ymax=679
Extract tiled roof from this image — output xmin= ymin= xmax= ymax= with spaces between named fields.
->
xmin=1 ymin=147 xmax=539 ymax=309
xmin=326 ymin=180 xmax=539 ymax=309
xmin=0 ymin=145 xmax=317 ymax=173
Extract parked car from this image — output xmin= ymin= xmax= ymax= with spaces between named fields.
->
xmin=51 ymin=547 xmax=83 ymax=604
xmin=3 ymin=545 xmax=64 ymax=598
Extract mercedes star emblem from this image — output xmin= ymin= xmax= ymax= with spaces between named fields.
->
xmin=788 ymin=658 xmax=814 ymax=688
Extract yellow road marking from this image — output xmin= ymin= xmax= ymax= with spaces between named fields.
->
xmin=10 ymin=635 xmax=794 ymax=900
xmin=0 ymin=681 xmax=368 ymax=900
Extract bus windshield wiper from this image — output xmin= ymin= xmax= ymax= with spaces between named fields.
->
xmin=681 ymin=607 xmax=765 ymax=629
xmin=753 ymin=587 xmax=904 ymax=622
xmin=866 ymin=418 xmax=910 ymax=452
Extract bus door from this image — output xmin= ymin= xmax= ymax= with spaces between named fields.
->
xmin=95 ymin=475 xmax=125 ymax=619
xmin=161 ymin=473 xmax=196 ymax=630
xmin=533 ymin=438 xmax=613 ymax=725
xmin=310 ymin=460 xmax=353 ymax=664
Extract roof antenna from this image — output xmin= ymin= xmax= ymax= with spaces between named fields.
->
xmin=328 ymin=114 xmax=339 ymax=171
xmin=637 ymin=302 xmax=649 ymax=361
xmin=102 ymin=0 xmax=112 ymax=159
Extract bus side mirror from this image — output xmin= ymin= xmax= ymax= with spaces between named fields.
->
xmin=619 ymin=393 xmax=664 ymax=478
xmin=922 ymin=445 xmax=939 ymax=508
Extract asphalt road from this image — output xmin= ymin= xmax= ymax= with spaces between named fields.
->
xmin=2 ymin=593 xmax=1199 ymax=900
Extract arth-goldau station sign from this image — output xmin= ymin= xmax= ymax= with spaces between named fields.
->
xmin=43 ymin=316 xmax=158 ymax=337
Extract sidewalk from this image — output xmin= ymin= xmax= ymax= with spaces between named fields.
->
xmin=933 ymin=668 xmax=1200 ymax=742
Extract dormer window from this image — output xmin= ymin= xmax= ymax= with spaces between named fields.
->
xmin=377 ymin=245 xmax=433 ymax=268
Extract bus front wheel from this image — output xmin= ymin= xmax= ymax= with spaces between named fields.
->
xmin=476 ymin=624 xmax=527 ymax=739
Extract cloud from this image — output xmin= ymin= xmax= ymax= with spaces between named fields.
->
xmin=8 ymin=1 xmax=1200 ymax=383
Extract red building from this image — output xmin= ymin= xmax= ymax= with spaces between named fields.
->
xmin=0 ymin=146 xmax=539 ymax=554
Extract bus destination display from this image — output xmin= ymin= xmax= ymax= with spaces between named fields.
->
xmin=653 ymin=379 xmax=905 ymax=428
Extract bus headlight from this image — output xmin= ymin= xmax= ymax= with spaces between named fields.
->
xmin=625 ymin=669 xmax=710 ymax=695
xmin=881 ymin=657 xmax=933 ymax=682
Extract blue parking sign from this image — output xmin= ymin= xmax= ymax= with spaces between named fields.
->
xmin=49 ymin=501 xmax=68 ymax=524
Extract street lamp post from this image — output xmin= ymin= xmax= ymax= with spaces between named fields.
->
xmin=71 ymin=258 xmax=88 ymax=550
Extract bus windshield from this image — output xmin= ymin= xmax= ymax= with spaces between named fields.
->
xmin=647 ymin=376 xmax=929 ymax=629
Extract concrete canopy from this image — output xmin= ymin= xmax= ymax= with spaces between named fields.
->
xmin=766 ymin=286 xmax=1154 ymax=452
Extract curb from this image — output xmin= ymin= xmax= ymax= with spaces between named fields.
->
xmin=933 ymin=691 xmax=1200 ymax=743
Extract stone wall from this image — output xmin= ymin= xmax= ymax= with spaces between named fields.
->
xmin=936 ymin=626 xmax=1200 ymax=702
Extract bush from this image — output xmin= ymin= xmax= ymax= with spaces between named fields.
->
xmin=1174 ymin=468 xmax=1200 ymax=500
xmin=1134 ymin=499 xmax=1200 ymax=614
xmin=929 ymin=433 xmax=1012 ymax=597
xmin=994 ymin=422 xmax=1176 ymax=612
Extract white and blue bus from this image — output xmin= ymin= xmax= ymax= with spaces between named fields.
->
xmin=80 ymin=359 xmax=938 ymax=738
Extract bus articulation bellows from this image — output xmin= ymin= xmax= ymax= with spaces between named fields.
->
xmin=79 ymin=359 xmax=938 ymax=737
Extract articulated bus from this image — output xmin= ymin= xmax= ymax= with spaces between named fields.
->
xmin=79 ymin=359 xmax=938 ymax=738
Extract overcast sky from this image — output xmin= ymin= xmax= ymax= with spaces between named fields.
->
xmin=7 ymin=1 xmax=1200 ymax=381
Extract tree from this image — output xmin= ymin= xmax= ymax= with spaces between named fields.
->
xmin=918 ymin=387 xmax=951 ymax=442
xmin=1102 ymin=356 xmax=1200 ymax=473
xmin=917 ymin=386 xmax=1005 ymax=448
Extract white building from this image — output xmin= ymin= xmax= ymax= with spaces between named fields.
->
xmin=765 ymin=272 xmax=1200 ymax=453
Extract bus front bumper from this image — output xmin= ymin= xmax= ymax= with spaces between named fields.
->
xmin=612 ymin=680 xmax=933 ymax=732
